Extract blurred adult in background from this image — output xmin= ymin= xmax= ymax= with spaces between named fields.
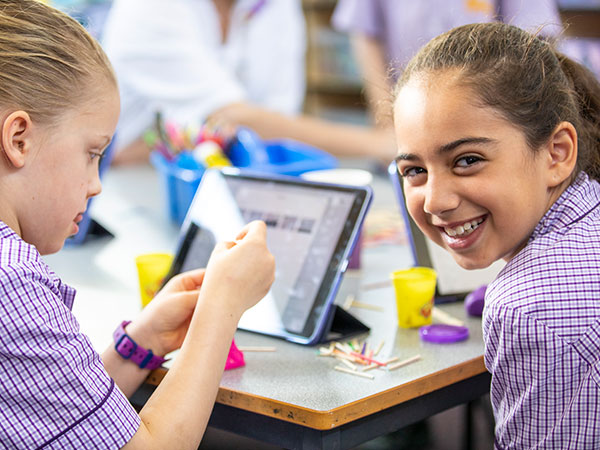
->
xmin=205 ymin=0 xmax=571 ymax=167
xmin=48 ymin=0 xmax=113 ymax=39
xmin=331 ymin=0 xmax=563 ymax=138
xmin=102 ymin=0 xmax=306 ymax=164
xmin=102 ymin=0 xmax=580 ymax=168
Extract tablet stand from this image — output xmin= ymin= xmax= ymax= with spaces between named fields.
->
xmin=65 ymin=217 xmax=114 ymax=246
xmin=324 ymin=305 xmax=370 ymax=342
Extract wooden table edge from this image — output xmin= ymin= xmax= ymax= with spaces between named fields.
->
xmin=145 ymin=355 xmax=487 ymax=430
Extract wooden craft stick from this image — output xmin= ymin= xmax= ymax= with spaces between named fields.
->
xmin=360 ymin=280 xmax=392 ymax=291
xmin=332 ymin=349 xmax=360 ymax=362
xmin=387 ymin=355 xmax=422 ymax=371
xmin=350 ymin=300 xmax=384 ymax=312
xmin=350 ymin=351 xmax=386 ymax=366
xmin=362 ymin=363 xmax=379 ymax=372
xmin=432 ymin=307 xmax=465 ymax=327
xmin=381 ymin=356 xmax=399 ymax=365
xmin=319 ymin=346 xmax=333 ymax=356
xmin=334 ymin=366 xmax=375 ymax=380
xmin=336 ymin=356 xmax=357 ymax=370
xmin=343 ymin=294 xmax=355 ymax=310
xmin=237 ymin=346 xmax=277 ymax=352
xmin=335 ymin=342 xmax=352 ymax=354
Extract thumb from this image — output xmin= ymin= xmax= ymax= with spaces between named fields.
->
xmin=213 ymin=240 xmax=236 ymax=253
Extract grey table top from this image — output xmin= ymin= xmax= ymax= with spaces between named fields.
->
xmin=44 ymin=162 xmax=487 ymax=430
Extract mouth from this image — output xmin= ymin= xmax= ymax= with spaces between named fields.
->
xmin=439 ymin=216 xmax=486 ymax=238
xmin=74 ymin=213 xmax=84 ymax=224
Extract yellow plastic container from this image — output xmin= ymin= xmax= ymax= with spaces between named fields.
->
xmin=135 ymin=253 xmax=174 ymax=308
xmin=391 ymin=267 xmax=437 ymax=328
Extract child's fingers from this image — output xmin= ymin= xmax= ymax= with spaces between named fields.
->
xmin=236 ymin=220 xmax=266 ymax=241
xmin=213 ymin=240 xmax=236 ymax=254
xmin=165 ymin=289 xmax=201 ymax=310
xmin=162 ymin=268 xmax=206 ymax=293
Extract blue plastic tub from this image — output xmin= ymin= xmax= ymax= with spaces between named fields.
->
xmin=228 ymin=128 xmax=339 ymax=176
xmin=151 ymin=152 xmax=205 ymax=225
xmin=151 ymin=129 xmax=338 ymax=224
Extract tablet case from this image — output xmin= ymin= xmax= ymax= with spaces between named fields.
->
xmin=324 ymin=305 xmax=370 ymax=342
xmin=170 ymin=168 xmax=371 ymax=345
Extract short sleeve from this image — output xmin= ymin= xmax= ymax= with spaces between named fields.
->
xmin=484 ymin=303 xmax=600 ymax=448
xmin=331 ymin=0 xmax=384 ymax=40
xmin=498 ymin=0 xmax=563 ymax=36
xmin=0 ymin=263 xmax=140 ymax=449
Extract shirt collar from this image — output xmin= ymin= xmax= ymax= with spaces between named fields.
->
xmin=0 ymin=221 xmax=20 ymax=240
xmin=0 ymin=220 xmax=77 ymax=309
xmin=531 ymin=171 xmax=600 ymax=240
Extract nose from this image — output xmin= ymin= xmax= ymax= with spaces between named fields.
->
xmin=88 ymin=170 xmax=102 ymax=198
xmin=422 ymin=174 xmax=460 ymax=216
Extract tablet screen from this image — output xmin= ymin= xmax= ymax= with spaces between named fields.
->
xmin=168 ymin=168 xmax=372 ymax=343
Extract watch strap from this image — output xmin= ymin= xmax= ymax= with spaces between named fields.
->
xmin=113 ymin=320 xmax=167 ymax=370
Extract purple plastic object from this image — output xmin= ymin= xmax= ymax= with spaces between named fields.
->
xmin=419 ymin=324 xmax=469 ymax=343
xmin=465 ymin=285 xmax=487 ymax=317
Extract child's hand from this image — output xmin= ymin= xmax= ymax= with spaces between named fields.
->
xmin=124 ymin=221 xmax=274 ymax=357
xmin=126 ymin=268 xmax=206 ymax=357
xmin=199 ymin=220 xmax=275 ymax=319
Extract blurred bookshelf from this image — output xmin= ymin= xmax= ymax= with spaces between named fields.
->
xmin=559 ymin=2 xmax=600 ymax=38
xmin=302 ymin=0 xmax=370 ymax=125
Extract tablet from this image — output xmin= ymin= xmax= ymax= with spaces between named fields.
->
xmin=388 ymin=162 xmax=504 ymax=301
xmin=167 ymin=168 xmax=373 ymax=345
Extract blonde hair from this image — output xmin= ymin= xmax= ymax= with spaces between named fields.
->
xmin=0 ymin=0 xmax=116 ymax=125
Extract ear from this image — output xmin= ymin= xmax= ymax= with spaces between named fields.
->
xmin=544 ymin=121 xmax=578 ymax=188
xmin=1 ymin=111 xmax=34 ymax=169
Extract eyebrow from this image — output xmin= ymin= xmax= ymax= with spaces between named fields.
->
xmin=98 ymin=136 xmax=112 ymax=152
xmin=395 ymin=137 xmax=495 ymax=162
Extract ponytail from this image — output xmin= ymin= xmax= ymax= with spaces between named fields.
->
xmin=557 ymin=53 xmax=600 ymax=181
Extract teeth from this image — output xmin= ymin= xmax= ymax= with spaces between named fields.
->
xmin=444 ymin=218 xmax=484 ymax=238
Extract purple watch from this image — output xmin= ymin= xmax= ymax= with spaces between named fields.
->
xmin=113 ymin=320 xmax=167 ymax=370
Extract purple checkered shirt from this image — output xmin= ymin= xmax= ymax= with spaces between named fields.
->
xmin=483 ymin=172 xmax=600 ymax=449
xmin=0 ymin=223 xmax=140 ymax=449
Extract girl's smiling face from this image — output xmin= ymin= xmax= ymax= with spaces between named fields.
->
xmin=393 ymin=72 xmax=559 ymax=270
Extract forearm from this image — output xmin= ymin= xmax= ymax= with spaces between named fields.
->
xmin=350 ymin=33 xmax=394 ymax=128
xmin=217 ymin=103 xmax=397 ymax=163
xmin=102 ymin=319 xmax=174 ymax=397
xmin=124 ymin=295 xmax=241 ymax=450
xmin=101 ymin=346 xmax=154 ymax=398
